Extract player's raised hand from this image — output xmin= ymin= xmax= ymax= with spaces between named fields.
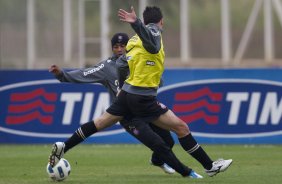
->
xmin=118 ymin=6 xmax=137 ymax=23
xmin=49 ymin=65 xmax=62 ymax=75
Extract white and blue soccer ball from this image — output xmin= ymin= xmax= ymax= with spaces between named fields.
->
xmin=46 ymin=158 xmax=71 ymax=181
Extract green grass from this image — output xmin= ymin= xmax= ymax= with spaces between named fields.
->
xmin=0 ymin=144 xmax=281 ymax=184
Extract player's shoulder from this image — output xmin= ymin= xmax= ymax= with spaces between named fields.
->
xmin=146 ymin=23 xmax=161 ymax=37
xmin=101 ymin=56 xmax=117 ymax=63
xmin=97 ymin=57 xmax=117 ymax=71
xmin=95 ymin=58 xmax=112 ymax=67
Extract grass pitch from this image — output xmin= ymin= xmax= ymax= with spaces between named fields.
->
xmin=0 ymin=144 xmax=281 ymax=184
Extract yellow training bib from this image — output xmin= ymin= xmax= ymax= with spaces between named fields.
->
xmin=125 ymin=35 xmax=165 ymax=88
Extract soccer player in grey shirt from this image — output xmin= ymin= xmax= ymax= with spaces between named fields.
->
xmin=49 ymin=33 xmax=175 ymax=174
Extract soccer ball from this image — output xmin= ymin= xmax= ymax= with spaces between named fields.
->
xmin=46 ymin=158 xmax=71 ymax=181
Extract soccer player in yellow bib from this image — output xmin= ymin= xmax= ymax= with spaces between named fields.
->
xmin=115 ymin=6 xmax=233 ymax=178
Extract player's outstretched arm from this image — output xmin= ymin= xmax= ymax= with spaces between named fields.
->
xmin=118 ymin=6 xmax=137 ymax=23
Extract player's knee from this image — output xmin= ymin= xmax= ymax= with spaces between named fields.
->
xmin=94 ymin=116 xmax=111 ymax=131
xmin=94 ymin=113 xmax=121 ymax=131
xmin=174 ymin=121 xmax=190 ymax=138
xmin=93 ymin=118 xmax=104 ymax=131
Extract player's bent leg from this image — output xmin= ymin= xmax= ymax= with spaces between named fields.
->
xmin=124 ymin=119 xmax=196 ymax=177
xmin=155 ymin=110 xmax=218 ymax=171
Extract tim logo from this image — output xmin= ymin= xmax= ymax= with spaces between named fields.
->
xmin=0 ymin=80 xmax=124 ymax=138
xmin=158 ymin=79 xmax=282 ymax=138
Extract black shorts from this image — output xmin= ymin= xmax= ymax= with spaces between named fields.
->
xmin=106 ymin=90 xmax=168 ymax=122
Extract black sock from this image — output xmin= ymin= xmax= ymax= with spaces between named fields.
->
xmin=64 ymin=121 xmax=97 ymax=153
xmin=179 ymin=133 xmax=213 ymax=170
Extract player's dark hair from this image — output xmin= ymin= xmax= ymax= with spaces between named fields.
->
xmin=143 ymin=6 xmax=163 ymax=25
